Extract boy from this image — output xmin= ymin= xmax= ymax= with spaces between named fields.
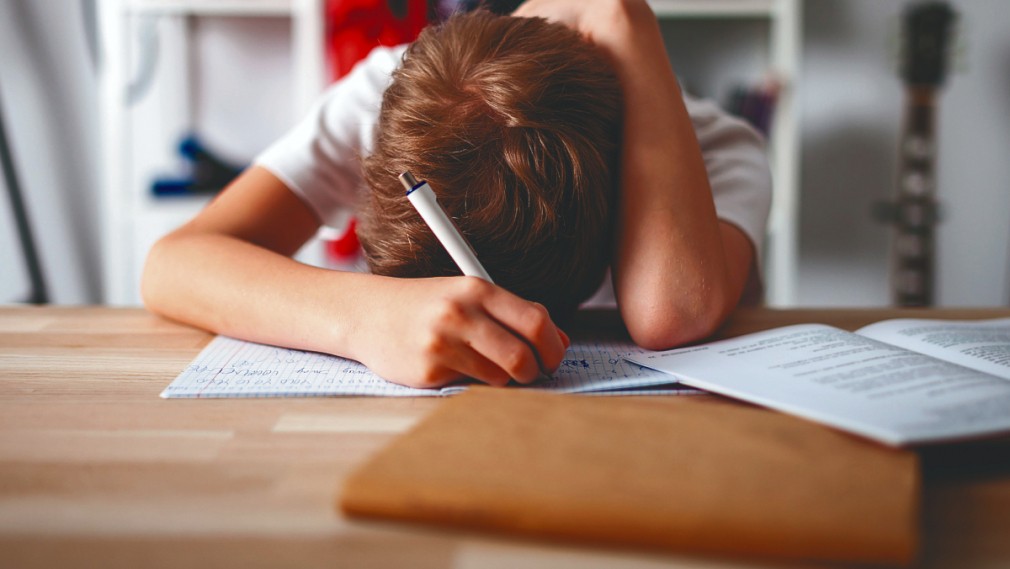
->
xmin=142 ymin=0 xmax=771 ymax=389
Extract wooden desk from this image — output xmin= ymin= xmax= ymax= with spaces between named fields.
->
xmin=2 ymin=306 xmax=1010 ymax=568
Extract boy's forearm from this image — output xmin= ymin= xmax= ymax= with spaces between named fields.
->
xmin=142 ymin=230 xmax=569 ymax=388
xmin=599 ymin=0 xmax=740 ymax=348
xmin=142 ymin=232 xmax=367 ymax=358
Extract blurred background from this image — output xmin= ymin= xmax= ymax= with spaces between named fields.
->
xmin=1 ymin=0 xmax=1007 ymax=307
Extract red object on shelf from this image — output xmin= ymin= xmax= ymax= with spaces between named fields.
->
xmin=326 ymin=0 xmax=429 ymax=80
xmin=324 ymin=0 xmax=429 ymax=264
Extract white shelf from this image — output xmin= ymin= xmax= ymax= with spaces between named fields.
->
xmin=134 ymin=0 xmax=777 ymax=18
xmin=99 ymin=0 xmax=326 ymax=305
xmin=124 ymin=0 xmax=294 ymax=16
xmin=648 ymin=0 xmax=776 ymax=18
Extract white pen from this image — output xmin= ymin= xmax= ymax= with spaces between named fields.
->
xmin=399 ymin=171 xmax=553 ymax=381
xmin=399 ymin=171 xmax=494 ymax=283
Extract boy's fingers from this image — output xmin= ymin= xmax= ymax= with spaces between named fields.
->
xmin=481 ymin=293 xmax=567 ymax=373
xmin=558 ymin=327 xmax=571 ymax=349
xmin=450 ymin=343 xmax=512 ymax=387
xmin=466 ymin=317 xmax=542 ymax=384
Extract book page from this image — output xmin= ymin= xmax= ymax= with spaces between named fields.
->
xmin=161 ymin=336 xmax=687 ymax=398
xmin=625 ymin=324 xmax=1010 ymax=445
xmin=857 ymin=318 xmax=1010 ymax=380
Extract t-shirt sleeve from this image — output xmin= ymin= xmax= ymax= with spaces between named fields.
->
xmin=684 ymin=93 xmax=773 ymax=267
xmin=253 ymin=45 xmax=405 ymax=228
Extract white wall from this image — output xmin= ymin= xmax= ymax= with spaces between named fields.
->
xmin=934 ymin=0 xmax=1010 ymax=306
xmin=0 ymin=0 xmax=102 ymax=304
xmin=797 ymin=0 xmax=1010 ymax=306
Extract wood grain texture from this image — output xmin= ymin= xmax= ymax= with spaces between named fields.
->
xmin=1 ymin=306 xmax=1010 ymax=568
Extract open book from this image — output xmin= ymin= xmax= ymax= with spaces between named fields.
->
xmin=161 ymin=336 xmax=697 ymax=398
xmin=625 ymin=317 xmax=1010 ymax=446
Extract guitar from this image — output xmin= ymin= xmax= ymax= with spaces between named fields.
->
xmin=886 ymin=1 xmax=957 ymax=306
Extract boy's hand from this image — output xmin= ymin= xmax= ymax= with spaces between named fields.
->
xmin=513 ymin=0 xmax=655 ymax=52
xmin=349 ymin=276 xmax=570 ymax=389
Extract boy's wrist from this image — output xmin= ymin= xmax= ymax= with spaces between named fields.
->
xmin=321 ymin=271 xmax=389 ymax=364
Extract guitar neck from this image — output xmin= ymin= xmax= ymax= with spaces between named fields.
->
xmin=892 ymin=86 xmax=940 ymax=307
xmin=888 ymin=1 xmax=956 ymax=307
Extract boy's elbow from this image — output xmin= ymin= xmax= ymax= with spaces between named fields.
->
xmin=140 ymin=234 xmax=176 ymax=315
xmin=622 ymin=288 xmax=735 ymax=351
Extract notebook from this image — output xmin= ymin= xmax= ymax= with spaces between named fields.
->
xmin=161 ymin=335 xmax=698 ymax=398
xmin=341 ymin=388 xmax=920 ymax=565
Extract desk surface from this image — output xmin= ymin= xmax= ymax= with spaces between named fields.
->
xmin=2 ymin=306 xmax=1010 ymax=568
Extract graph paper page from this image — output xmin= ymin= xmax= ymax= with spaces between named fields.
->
xmin=161 ymin=336 xmax=691 ymax=398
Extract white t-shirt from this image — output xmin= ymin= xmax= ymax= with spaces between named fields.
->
xmin=255 ymin=45 xmax=772 ymax=304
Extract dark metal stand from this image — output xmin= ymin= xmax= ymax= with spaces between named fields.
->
xmin=0 ymin=88 xmax=48 ymax=304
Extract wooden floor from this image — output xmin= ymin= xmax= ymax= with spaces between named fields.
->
xmin=2 ymin=306 xmax=1010 ymax=568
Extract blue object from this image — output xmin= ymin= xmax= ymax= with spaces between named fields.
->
xmin=150 ymin=134 xmax=245 ymax=197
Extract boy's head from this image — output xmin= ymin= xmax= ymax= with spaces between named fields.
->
xmin=358 ymin=10 xmax=622 ymax=321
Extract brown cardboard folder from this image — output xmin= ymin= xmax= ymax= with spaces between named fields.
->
xmin=340 ymin=388 xmax=919 ymax=565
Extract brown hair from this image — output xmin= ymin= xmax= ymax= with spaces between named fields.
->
xmin=358 ymin=10 xmax=622 ymax=321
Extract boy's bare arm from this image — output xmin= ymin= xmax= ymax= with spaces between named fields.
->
xmin=142 ymin=166 xmax=568 ymax=388
xmin=603 ymin=0 xmax=753 ymax=349
xmin=517 ymin=0 xmax=755 ymax=349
